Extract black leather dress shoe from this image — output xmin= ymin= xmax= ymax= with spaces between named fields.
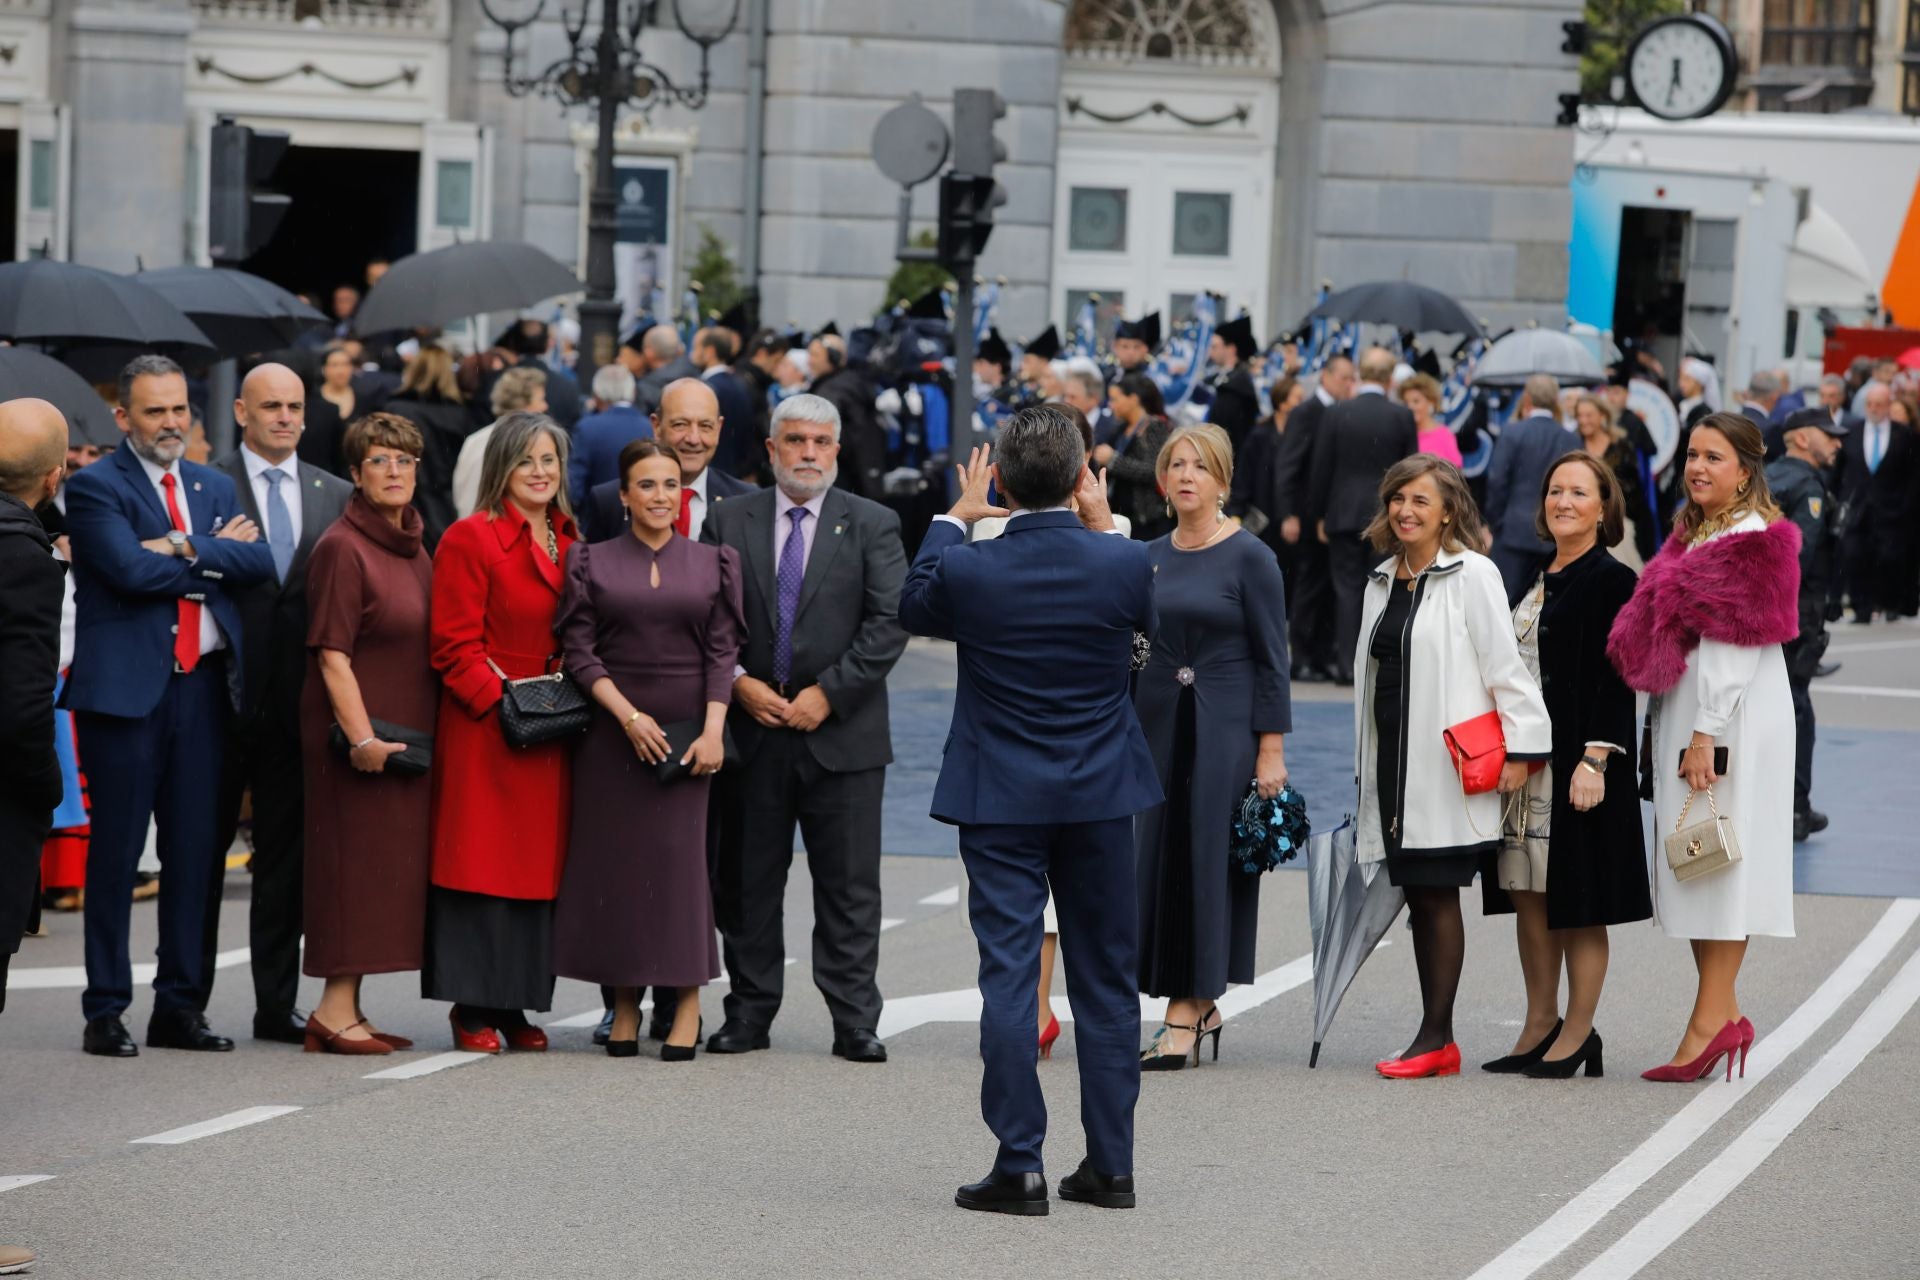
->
xmin=253 ymin=1008 xmax=309 ymax=1045
xmin=831 ymin=1027 xmax=887 ymax=1063
xmin=147 ymin=1009 xmax=234 ymax=1052
xmin=82 ymin=1015 xmax=138 ymax=1057
xmin=1814 ymin=661 xmax=1841 ymax=678
xmin=705 ymin=1021 xmax=771 ymax=1054
xmin=955 ymin=1170 xmax=1048 ymax=1216
xmin=1057 ymin=1158 xmax=1136 ymax=1208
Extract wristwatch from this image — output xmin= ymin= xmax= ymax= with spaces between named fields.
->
xmin=166 ymin=530 xmax=187 ymax=556
xmin=1580 ymin=753 xmax=1608 ymax=775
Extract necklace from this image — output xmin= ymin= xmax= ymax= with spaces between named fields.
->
xmin=1688 ymin=506 xmax=1748 ymax=547
xmin=1170 ymin=515 xmax=1229 ymax=551
xmin=1398 ymin=548 xmax=1437 ymax=592
xmin=542 ymin=521 xmax=559 ymax=565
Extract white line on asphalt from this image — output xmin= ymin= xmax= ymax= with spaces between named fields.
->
xmin=361 ymin=1051 xmax=493 ymax=1081
xmin=881 ymin=917 xmax=905 ymax=932
xmin=1467 ymin=896 xmax=1920 ymax=1280
xmin=1809 ymin=683 xmax=1920 ymax=699
xmin=6 ymin=946 xmax=251 ymax=992
xmin=131 ymin=1105 xmax=301 ymax=1145
xmin=0 ymin=1176 xmax=54 ymax=1193
xmin=918 ymin=885 xmax=961 ymax=906
xmin=1823 ymin=637 xmax=1920 ymax=655
xmin=1571 ymin=941 xmax=1920 ymax=1279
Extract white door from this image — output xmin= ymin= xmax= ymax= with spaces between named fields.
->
xmin=14 ymin=102 xmax=70 ymax=261
xmin=418 ymin=122 xmax=492 ymax=253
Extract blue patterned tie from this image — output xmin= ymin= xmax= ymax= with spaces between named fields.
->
xmin=773 ymin=506 xmax=807 ymax=684
xmin=264 ymin=467 xmax=295 ymax=584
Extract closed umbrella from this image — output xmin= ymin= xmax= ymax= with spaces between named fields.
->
xmin=1305 ymin=819 xmax=1405 ymax=1068
xmin=1471 ymin=326 xmax=1607 ymax=388
xmin=0 ymin=261 xmax=214 ymax=366
xmin=1306 ymin=281 xmax=1484 ymax=340
xmin=135 ymin=264 xmax=327 ymax=357
xmin=351 ymin=241 xmax=584 ymax=335
xmin=0 ymin=347 xmax=121 ymax=448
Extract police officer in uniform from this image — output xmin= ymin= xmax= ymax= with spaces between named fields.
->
xmin=1765 ymin=406 xmax=1847 ymax=842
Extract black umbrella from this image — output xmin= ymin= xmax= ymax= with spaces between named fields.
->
xmin=135 ymin=264 xmax=327 ymax=357
xmin=0 ymin=347 xmax=121 ymax=448
xmin=1306 ymin=281 xmax=1485 ymax=340
xmin=351 ymin=241 xmax=584 ymax=335
xmin=0 ymin=261 xmax=215 ymax=365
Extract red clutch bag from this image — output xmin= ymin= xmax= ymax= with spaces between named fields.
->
xmin=1443 ymin=710 xmax=1511 ymax=795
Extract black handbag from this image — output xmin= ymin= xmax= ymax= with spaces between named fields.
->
xmin=328 ymin=719 xmax=433 ymax=777
xmin=488 ymin=657 xmax=592 ymax=749
xmin=652 ymin=718 xmax=743 ymax=783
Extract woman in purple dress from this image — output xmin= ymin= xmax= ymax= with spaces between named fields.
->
xmin=552 ymin=439 xmax=744 ymax=1060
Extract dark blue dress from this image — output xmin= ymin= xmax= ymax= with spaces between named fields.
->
xmin=1134 ymin=529 xmax=1292 ymax=998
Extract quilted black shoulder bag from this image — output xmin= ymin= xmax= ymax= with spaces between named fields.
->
xmin=487 ymin=657 xmax=591 ymax=748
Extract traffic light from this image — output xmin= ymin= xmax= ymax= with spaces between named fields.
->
xmin=939 ymin=88 xmax=1008 ymax=267
xmin=208 ymin=118 xmax=292 ymax=264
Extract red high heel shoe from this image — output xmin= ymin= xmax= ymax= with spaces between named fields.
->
xmin=1641 ymin=1020 xmax=1742 ymax=1083
xmin=1039 ymin=1013 xmax=1061 ymax=1060
xmin=1376 ymin=1043 xmax=1460 ymax=1079
xmin=1736 ymin=1017 xmax=1755 ymax=1078
xmin=501 ymin=1023 xmax=548 ymax=1052
xmin=448 ymin=1009 xmax=502 ymax=1055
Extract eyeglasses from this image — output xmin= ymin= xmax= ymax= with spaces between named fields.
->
xmin=362 ymin=454 xmax=417 ymax=471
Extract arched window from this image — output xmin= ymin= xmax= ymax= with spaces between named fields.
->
xmin=1064 ymin=0 xmax=1274 ymax=71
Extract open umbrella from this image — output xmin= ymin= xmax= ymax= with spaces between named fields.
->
xmin=1306 ymin=281 xmax=1484 ymax=340
xmin=1471 ymin=325 xmax=1607 ymax=389
xmin=0 ymin=261 xmax=214 ymax=366
xmin=135 ymin=264 xmax=327 ymax=357
xmin=351 ymin=240 xmax=584 ymax=335
xmin=0 ymin=347 xmax=121 ymax=447
xmin=1305 ymin=818 xmax=1405 ymax=1068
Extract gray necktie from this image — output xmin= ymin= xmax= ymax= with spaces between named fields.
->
xmin=264 ymin=468 xmax=295 ymax=583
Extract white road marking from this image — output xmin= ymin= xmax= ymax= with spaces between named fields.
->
xmin=1572 ymin=941 xmax=1920 ymax=1279
xmin=362 ymin=1051 xmax=493 ymax=1081
xmin=881 ymin=916 xmax=905 ymax=932
xmin=1823 ymin=637 xmax=1920 ymax=655
xmin=918 ymin=885 xmax=961 ymax=906
xmin=7 ymin=947 xmax=251 ymax=992
xmin=131 ymin=1105 xmax=301 ymax=1145
xmin=0 ymin=1175 xmax=54 ymax=1193
xmin=1810 ymin=683 xmax=1920 ymax=699
xmin=1468 ymin=897 xmax=1920 ymax=1280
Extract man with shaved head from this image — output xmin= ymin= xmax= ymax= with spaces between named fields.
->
xmin=208 ymin=362 xmax=353 ymax=1042
xmin=583 ymin=376 xmax=753 ymax=546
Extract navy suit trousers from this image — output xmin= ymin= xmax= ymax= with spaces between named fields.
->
xmin=960 ymin=817 xmax=1140 ymax=1177
xmin=77 ymin=658 xmax=230 ymax=1022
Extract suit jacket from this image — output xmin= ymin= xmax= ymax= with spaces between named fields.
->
xmin=587 ymin=465 xmax=754 ymax=544
xmin=1272 ymin=392 xmax=1328 ymax=525
xmin=0 ymin=492 xmax=63 ymax=818
xmin=702 ymin=367 xmax=758 ymax=478
xmin=635 ymin=355 xmax=700 ymax=419
xmin=899 ymin=511 xmax=1161 ymax=826
xmin=1485 ymin=411 xmax=1579 ymax=554
xmin=701 ymin=485 xmax=907 ymax=773
xmin=567 ymin=404 xmax=653 ymax=503
xmin=214 ymin=451 xmax=353 ymax=732
xmin=1309 ymin=390 xmax=1418 ymax=534
xmin=1839 ymin=420 xmax=1918 ymax=548
xmin=62 ymin=447 xmax=276 ymax=717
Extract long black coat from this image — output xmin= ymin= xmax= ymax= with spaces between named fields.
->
xmin=1483 ymin=545 xmax=1651 ymax=929
xmin=0 ymin=492 xmax=63 ymax=979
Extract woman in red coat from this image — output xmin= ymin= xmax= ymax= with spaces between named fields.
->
xmin=426 ymin=410 xmax=579 ymax=1053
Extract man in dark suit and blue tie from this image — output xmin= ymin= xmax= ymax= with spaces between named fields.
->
xmin=63 ymin=355 xmax=276 ymax=1057
xmin=900 ymin=405 xmax=1161 ymax=1215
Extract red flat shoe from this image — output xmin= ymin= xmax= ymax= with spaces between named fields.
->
xmin=369 ymin=1031 xmax=414 ymax=1050
xmin=1376 ymin=1043 xmax=1461 ymax=1079
xmin=1641 ymin=1020 xmax=1742 ymax=1083
xmin=448 ymin=1010 xmax=501 ymax=1055
xmin=502 ymin=1024 xmax=548 ymax=1052
xmin=1039 ymin=1014 xmax=1061 ymax=1060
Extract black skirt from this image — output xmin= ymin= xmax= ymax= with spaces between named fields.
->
xmin=1374 ymin=584 xmax=1479 ymax=890
xmin=421 ymin=886 xmax=555 ymax=1012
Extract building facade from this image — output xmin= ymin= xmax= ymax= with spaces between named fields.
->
xmin=13 ymin=0 xmax=1584 ymax=344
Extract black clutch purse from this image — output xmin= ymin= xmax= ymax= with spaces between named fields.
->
xmin=652 ymin=718 xmax=742 ymax=783
xmin=328 ymin=719 xmax=433 ymax=777
xmin=488 ymin=658 xmax=592 ymax=749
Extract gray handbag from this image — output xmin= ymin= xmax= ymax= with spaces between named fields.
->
xmin=1664 ymin=786 xmax=1742 ymax=882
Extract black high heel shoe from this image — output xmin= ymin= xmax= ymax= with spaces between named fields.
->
xmin=605 ymin=1010 xmax=643 ymax=1058
xmin=1140 ymin=1021 xmax=1197 ymax=1071
xmin=1481 ymin=1019 xmax=1562 ymax=1074
xmin=1523 ymin=1029 xmax=1603 ymax=1079
xmin=1196 ymin=1005 xmax=1223 ymax=1063
xmin=661 ymin=1016 xmax=704 ymax=1062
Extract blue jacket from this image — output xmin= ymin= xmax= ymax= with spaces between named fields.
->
xmin=567 ymin=403 xmax=653 ymax=503
xmin=1485 ymin=411 xmax=1579 ymax=554
xmin=62 ymin=447 xmax=275 ymax=718
xmin=899 ymin=510 xmax=1161 ymax=826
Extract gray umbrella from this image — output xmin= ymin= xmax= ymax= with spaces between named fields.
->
xmin=351 ymin=240 xmax=584 ymax=335
xmin=0 ymin=347 xmax=121 ymax=448
xmin=1471 ymin=326 xmax=1607 ymax=388
xmin=1305 ymin=818 xmax=1406 ymax=1068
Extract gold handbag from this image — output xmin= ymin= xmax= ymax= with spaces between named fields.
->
xmin=1664 ymin=786 xmax=1742 ymax=882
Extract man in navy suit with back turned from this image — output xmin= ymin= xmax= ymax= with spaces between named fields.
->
xmin=900 ymin=405 xmax=1161 ymax=1216
xmin=63 ymin=355 xmax=276 ymax=1057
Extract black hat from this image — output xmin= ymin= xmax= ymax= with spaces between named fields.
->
xmin=977 ymin=328 xmax=1012 ymax=369
xmin=905 ymin=289 xmax=948 ymax=320
xmin=1606 ymin=363 xmax=1634 ymax=389
xmin=1784 ymin=405 xmax=1849 ymax=437
xmin=1024 ymin=325 xmax=1061 ymax=362
xmin=1215 ymin=314 xmax=1257 ymax=360
xmin=1114 ymin=311 xmax=1161 ymax=350
xmin=716 ymin=299 xmax=755 ymax=336
xmin=815 ymin=320 xmax=840 ymax=339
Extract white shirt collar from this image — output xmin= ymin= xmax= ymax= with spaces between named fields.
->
xmin=701 ymin=365 xmax=726 ymax=381
xmin=240 ymin=444 xmax=296 ymax=481
xmin=1355 ymin=384 xmax=1385 ymax=396
xmin=1526 ymin=409 xmax=1558 ymax=420
xmin=775 ymin=486 xmax=828 ymax=520
xmin=1006 ymin=504 xmax=1073 ymax=520
xmin=687 ymin=468 xmax=709 ymax=502
xmin=134 ymin=450 xmax=180 ymax=488
xmin=1315 ymin=386 xmax=1335 ymax=407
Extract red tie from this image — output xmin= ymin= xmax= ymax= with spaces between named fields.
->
xmin=161 ymin=473 xmax=201 ymax=674
xmin=674 ymin=487 xmax=694 ymax=538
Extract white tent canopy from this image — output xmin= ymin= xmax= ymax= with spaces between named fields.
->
xmin=1789 ymin=204 xmax=1878 ymax=310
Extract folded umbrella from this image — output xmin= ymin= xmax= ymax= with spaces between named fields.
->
xmin=0 ymin=260 xmax=214 ymax=368
xmin=0 ymin=347 xmax=121 ymax=448
xmin=1470 ymin=326 xmax=1607 ymax=389
xmin=1305 ymin=281 xmax=1484 ymax=340
xmin=135 ymin=264 xmax=327 ymax=358
xmin=1305 ymin=818 xmax=1406 ymax=1068
xmin=351 ymin=240 xmax=584 ymax=336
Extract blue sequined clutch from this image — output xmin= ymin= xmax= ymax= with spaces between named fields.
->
xmin=1230 ymin=783 xmax=1310 ymax=875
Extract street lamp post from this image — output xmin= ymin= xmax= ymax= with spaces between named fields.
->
xmin=479 ymin=0 xmax=739 ymax=383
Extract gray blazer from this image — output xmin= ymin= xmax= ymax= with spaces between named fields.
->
xmin=701 ymin=485 xmax=908 ymax=773
xmin=1485 ymin=412 xmax=1579 ymax=555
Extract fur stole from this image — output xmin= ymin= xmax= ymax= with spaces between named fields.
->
xmin=1607 ymin=518 xmax=1801 ymax=694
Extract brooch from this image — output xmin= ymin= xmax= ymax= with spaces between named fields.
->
xmin=1176 ymin=667 xmax=1195 ymax=686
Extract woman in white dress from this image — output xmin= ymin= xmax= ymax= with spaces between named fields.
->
xmin=1608 ymin=413 xmax=1801 ymax=1083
